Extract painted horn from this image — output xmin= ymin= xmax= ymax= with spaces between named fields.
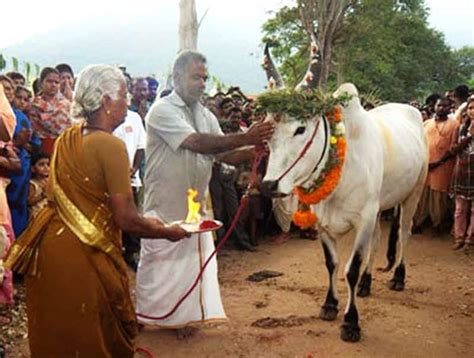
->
xmin=295 ymin=34 xmax=319 ymax=91
xmin=263 ymin=42 xmax=284 ymax=89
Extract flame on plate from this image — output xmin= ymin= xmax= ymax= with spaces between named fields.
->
xmin=185 ymin=188 xmax=201 ymax=224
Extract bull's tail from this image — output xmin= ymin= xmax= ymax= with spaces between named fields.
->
xmin=383 ymin=205 xmax=400 ymax=272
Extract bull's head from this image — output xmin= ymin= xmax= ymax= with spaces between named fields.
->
xmin=259 ymin=38 xmax=349 ymax=198
xmin=260 ymin=98 xmax=331 ymax=197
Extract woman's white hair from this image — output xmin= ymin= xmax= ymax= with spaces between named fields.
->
xmin=71 ymin=64 xmax=125 ymax=120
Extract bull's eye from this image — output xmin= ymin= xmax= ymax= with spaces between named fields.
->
xmin=294 ymin=126 xmax=306 ymax=136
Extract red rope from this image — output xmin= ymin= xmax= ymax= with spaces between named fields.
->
xmin=276 ymin=119 xmax=321 ymax=182
xmin=136 ymin=148 xmax=266 ymax=321
xmin=136 ymin=346 xmax=154 ymax=358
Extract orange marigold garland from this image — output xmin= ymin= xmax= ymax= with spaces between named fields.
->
xmin=292 ymin=106 xmax=347 ymax=229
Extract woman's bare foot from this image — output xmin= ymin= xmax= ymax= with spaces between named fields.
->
xmin=175 ymin=326 xmax=199 ymax=340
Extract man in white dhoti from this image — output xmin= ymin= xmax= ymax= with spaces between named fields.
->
xmin=136 ymin=50 xmax=275 ymax=339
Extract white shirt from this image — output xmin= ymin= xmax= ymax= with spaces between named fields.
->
xmin=113 ymin=110 xmax=146 ymax=187
xmin=143 ymin=90 xmax=222 ymax=222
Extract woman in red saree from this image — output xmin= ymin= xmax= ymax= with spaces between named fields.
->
xmin=6 ymin=65 xmax=189 ymax=357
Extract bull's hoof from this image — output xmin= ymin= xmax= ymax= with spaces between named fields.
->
xmin=357 ymin=284 xmax=371 ymax=297
xmin=388 ymin=279 xmax=405 ymax=291
xmin=340 ymin=323 xmax=361 ymax=342
xmin=319 ymin=304 xmax=339 ymax=321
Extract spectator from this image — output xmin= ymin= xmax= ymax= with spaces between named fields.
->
xmin=31 ymin=67 xmax=71 ymax=155
xmin=425 ymin=93 xmax=441 ymax=118
xmin=31 ymin=78 xmax=41 ymax=97
xmin=129 ymin=77 xmax=150 ymax=121
xmin=146 ymin=77 xmax=159 ymax=105
xmin=218 ymin=97 xmax=234 ymax=122
xmin=414 ymin=97 xmax=459 ymax=234
xmin=0 ymin=82 xmax=20 ymax=307
xmin=14 ymin=86 xmax=32 ymax=113
xmin=0 ymin=76 xmax=41 ymax=237
xmin=55 ymin=63 xmax=74 ymax=101
xmin=113 ymin=109 xmax=146 ymax=270
xmin=27 ymin=152 xmax=50 ymax=219
xmin=453 ymin=84 xmax=469 ymax=111
xmin=6 ymin=72 xmax=25 ymax=87
xmin=449 ymin=96 xmax=474 ymax=251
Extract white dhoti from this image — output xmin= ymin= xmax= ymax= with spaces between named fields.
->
xmin=136 ymin=231 xmax=227 ymax=327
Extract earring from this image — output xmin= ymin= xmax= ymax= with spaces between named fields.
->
xmin=106 ymin=110 xmax=111 ymax=115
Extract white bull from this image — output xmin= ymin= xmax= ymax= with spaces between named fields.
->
xmin=261 ymin=83 xmax=428 ymax=342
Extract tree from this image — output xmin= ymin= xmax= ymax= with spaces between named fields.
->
xmin=296 ymin=0 xmax=354 ymax=87
xmin=179 ymin=0 xmax=198 ymax=51
xmin=262 ymin=0 xmax=473 ymax=101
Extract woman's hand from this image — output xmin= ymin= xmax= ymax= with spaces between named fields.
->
xmin=163 ymin=224 xmax=191 ymax=242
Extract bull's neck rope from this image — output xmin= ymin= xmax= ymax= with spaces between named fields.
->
xmin=292 ymin=106 xmax=347 ymax=229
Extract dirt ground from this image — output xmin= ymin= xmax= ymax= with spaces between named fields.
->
xmin=4 ymin=223 xmax=474 ymax=357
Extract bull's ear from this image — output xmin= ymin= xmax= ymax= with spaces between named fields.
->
xmin=333 ymin=83 xmax=364 ymax=113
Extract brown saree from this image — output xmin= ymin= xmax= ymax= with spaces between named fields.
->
xmin=5 ymin=125 xmax=138 ymax=357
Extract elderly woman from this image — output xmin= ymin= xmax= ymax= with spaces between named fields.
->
xmin=5 ymin=65 xmax=189 ymax=357
xmin=31 ymin=67 xmax=72 ymax=155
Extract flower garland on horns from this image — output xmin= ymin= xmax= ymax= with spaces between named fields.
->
xmin=292 ymin=106 xmax=346 ymax=229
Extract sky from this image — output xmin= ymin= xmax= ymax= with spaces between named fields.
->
xmin=0 ymin=0 xmax=472 ymax=49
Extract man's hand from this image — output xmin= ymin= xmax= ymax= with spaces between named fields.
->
xmin=244 ymin=121 xmax=275 ymax=145
xmin=62 ymin=80 xmax=73 ymax=101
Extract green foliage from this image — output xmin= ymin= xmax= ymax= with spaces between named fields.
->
xmin=452 ymin=46 xmax=474 ymax=82
xmin=209 ymin=75 xmax=228 ymax=94
xmin=256 ymin=88 xmax=351 ymax=120
xmin=12 ymin=57 xmax=18 ymax=71
xmin=262 ymin=6 xmax=308 ymax=87
xmin=262 ymin=0 xmax=473 ymax=102
xmin=0 ymin=55 xmax=5 ymax=72
xmin=0 ymin=53 xmax=41 ymax=86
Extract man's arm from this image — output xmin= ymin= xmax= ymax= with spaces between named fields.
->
xmin=132 ymin=149 xmax=144 ymax=176
xmin=215 ymin=147 xmax=255 ymax=166
xmin=180 ymin=121 xmax=274 ymax=154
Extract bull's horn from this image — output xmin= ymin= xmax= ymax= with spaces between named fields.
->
xmin=295 ymin=34 xmax=319 ymax=91
xmin=263 ymin=42 xmax=284 ymax=89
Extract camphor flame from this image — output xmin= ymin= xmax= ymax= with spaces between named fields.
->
xmin=185 ymin=188 xmax=201 ymax=224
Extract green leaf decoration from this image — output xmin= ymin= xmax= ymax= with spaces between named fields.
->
xmin=256 ymin=88 xmax=351 ymax=120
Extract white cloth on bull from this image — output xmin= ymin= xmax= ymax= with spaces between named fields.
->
xmin=272 ymin=195 xmax=299 ymax=233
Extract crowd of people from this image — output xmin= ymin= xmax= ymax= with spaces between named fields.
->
xmin=0 ymin=50 xmax=472 ymax=355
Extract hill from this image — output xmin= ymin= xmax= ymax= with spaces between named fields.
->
xmin=1 ymin=8 xmax=270 ymax=94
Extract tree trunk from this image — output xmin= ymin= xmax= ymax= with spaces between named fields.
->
xmin=297 ymin=0 xmax=352 ymax=88
xmin=179 ymin=0 xmax=198 ymax=51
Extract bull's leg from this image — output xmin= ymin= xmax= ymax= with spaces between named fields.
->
xmin=389 ymin=164 xmax=427 ymax=292
xmin=319 ymin=232 xmax=339 ymax=321
xmin=341 ymin=213 xmax=376 ymax=342
xmin=357 ymin=216 xmax=381 ymax=297
xmin=388 ymin=205 xmax=410 ymax=291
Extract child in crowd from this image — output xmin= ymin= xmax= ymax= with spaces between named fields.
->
xmin=28 ymin=152 xmax=50 ymax=219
